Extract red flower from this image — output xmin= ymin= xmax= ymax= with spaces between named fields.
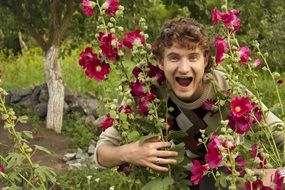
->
xmin=205 ymin=136 xmax=223 ymax=169
xmin=0 ymin=164 xmax=4 ymax=173
xmin=250 ymin=144 xmax=267 ymax=168
xmin=130 ymin=80 xmax=146 ymax=98
xmin=244 ymin=179 xmax=267 ymax=190
xmin=230 ymin=96 xmax=253 ymax=117
xmin=85 ymin=59 xmax=110 ymax=80
xmin=138 ymin=93 xmax=156 ymax=115
xmin=132 ymin=67 xmax=142 ymax=78
xmin=123 ymin=29 xmax=145 ymax=49
xmin=228 ymin=113 xmax=254 ymax=134
xmin=147 ymin=63 xmax=165 ymax=85
xmin=215 ymin=36 xmax=229 ymax=64
xmin=273 ymin=170 xmax=284 ymax=190
xmin=79 ymin=47 xmax=96 ymax=68
xmin=237 ymin=46 xmax=251 ymax=63
xmin=226 ymin=155 xmax=247 ymax=177
xmin=211 ymin=8 xmax=240 ymax=32
xmin=100 ymin=114 xmax=114 ymax=131
xmin=106 ymin=0 xmax=119 ymax=16
xmin=253 ymin=58 xmax=262 ymax=68
xmin=202 ymin=99 xmax=216 ymax=112
xmin=98 ymin=32 xmax=121 ymax=61
xmin=190 ymin=160 xmax=209 ymax=185
xmin=81 ymin=0 xmax=95 ymax=16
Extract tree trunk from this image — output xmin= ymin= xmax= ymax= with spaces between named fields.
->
xmin=44 ymin=45 xmax=64 ymax=133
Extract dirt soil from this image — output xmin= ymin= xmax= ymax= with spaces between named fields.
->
xmin=0 ymin=121 xmax=73 ymax=175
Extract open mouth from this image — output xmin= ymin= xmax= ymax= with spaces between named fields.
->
xmin=176 ymin=77 xmax=193 ymax=87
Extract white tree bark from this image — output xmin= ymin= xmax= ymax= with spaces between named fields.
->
xmin=44 ymin=45 xmax=64 ymax=133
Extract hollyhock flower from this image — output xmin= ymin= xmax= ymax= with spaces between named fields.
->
xmin=117 ymin=164 xmax=132 ymax=175
xmin=211 ymin=7 xmax=220 ymax=25
xmin=228 ymin=113 xmax=254 ymax=134
xmin=130 ymin=80 xmax=146 ymax=97
xmin=0 ymin=164 xmax=4 ymax=173
xmin=253 ymin=107 xmax=262 ymax=123
xmin=190 ymin=160 xmax=209 ymax=185
xmin=215 ymin=36 xmax=229 ymax=64
xmin=237 ymin=46 xmax=251 ymax=64
xmin=132 ymin=67 xmax=142 ymax=78
xmin=229 ymin=155 xmax=247 ymax=177
xmin=98 ymin=32 xmax=121 ymax=61
xmin=253 ymin=58 xmax=262 ymax=68
xmin=123 ymin=29 xmax=145 ymax=49
xmin=273 ymin=170 xmax=284 ymax=190
xmin=230 ymin=96 xmax=253 ymax=117
xmin=219 ymin=9 xmax=240 ymax=32
xmin=202 ymin=99 xmax=216 ymax=112
xmin=205 ymin=136 xmax=223 ymax=169
xmin=81 ymin=0 xmax=95 ymax=16
xmin=105 ymin=0 xmax=119 ymax=16
xmin=79 ymin=47 xmax=97 ymax=68
xmin=100 ymin=114 xmax=114 ymax=131
xmin=147 ymin=63 xmax=165 ymax=85
xmin=138 ymin=93 xmax=156 ymax=115
xmin=167 ymin=118 xmax=174 ymax=130
xmin=244 ymin=179 xmax=266 ymax=190
xmin=118 ymin=105 xmax=132 ymax=114
xmin=85 ymin=59 xmax=110 ymax=80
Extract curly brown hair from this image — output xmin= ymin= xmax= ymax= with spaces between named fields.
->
xmin=152 ymin=18 xmax=213 ymax=73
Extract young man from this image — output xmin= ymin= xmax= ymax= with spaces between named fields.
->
xmin=94 ymin=18 xmax=284 ymax=189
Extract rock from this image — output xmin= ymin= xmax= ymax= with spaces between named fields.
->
xmin=63 ymin=153 xmax=76 ymax=162
xmin=68 ymin=162 xmax=82 ymax=169
xmin=34 ymin=103 xmax=48 ymax=118
xmin=75 ymin=148 xmax=83 ymax=159
xmin=39 ymin=85 xmax=49 ymax=103
xmin=88 ymin=144 xmax=96 ymax=155
xmin=18 ymin=96 xmax=39 ymax=108
xmin=84 ymin=115 xmax=97 ymax=127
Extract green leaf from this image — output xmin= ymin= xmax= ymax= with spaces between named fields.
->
xmin=109 ymin=110 xmax=117 ymax=118
xmin=119 ymin=112 xmax=127 ymax=122
xmin=6 ymin=152 xmax=25 ymax=169
xmin=169 ymin=143 xmax=185 ymax=164
xmin=139 ymin=133 xmax=159 ymax=145
xmin=141 ymin=176 xmax=174 ymax=190
xmin=22 ymin=130 xmax=33 ymax=139
xmin=34 ymin=166 xmax=57 ymax=183
xmin=34 ymin=145 xmax=52 ymax=154
xmin=127 ymin=130 xmax=140 ymax=142
xmin=166 ymin=130 xmax=188 ymax=141
xmin=18 ymin=115 xmax=29 ymax=124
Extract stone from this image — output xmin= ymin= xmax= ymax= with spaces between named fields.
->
xmin=63 ymin=153 xmax=76 ymax=162
xmin=88 ymin=144 xmax=96 ymax=155
xmin=34 ymin=103 xmax=48 ymax=118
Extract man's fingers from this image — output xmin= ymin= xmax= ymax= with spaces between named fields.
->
xmin=147 ymin=162 xmax=169 ymax=172
xmin=152 ymin=141 xmax=172 ymax=149
xmin=147 ymin=136 xmax=161 ymax=143
xmin=156 ymin=150 xmax=178 ymax=157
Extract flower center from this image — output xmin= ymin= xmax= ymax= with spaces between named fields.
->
xmin=235 ymin=106 xmax=241 ymax=113
xmin=96 ymin=65 xmax=102 ymax=72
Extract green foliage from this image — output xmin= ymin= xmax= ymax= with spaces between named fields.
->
xmin=57 ymin=167 xmax=132 ymax=190
xmin=62 ymin=112 xmax=97 ymax=150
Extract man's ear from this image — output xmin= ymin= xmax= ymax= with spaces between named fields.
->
xmin=157 ymin=60 xmax=164 ymax=70
xmin=204 ymin=56 xmax=208 ymax=69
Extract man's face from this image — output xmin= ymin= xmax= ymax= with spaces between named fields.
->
xmin=159 ymin=43 xmax=208 ymax=102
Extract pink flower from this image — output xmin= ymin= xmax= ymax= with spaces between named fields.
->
xmin=211 ymin=8 xmax=240 ymax=32
xmin=98 ymin=32 xmax=121 ymax=61
xmin=147 ymin=63 xmax=165 ymax=85
xmin=100 ymin=114 xmax=114 ymax=131
xmin=273 ymin=170 xmax=284 ymax=190
xmin=132 ymin=67 xmax=142 ymax=78
xmin=211 ymin=7 xmax=220 ymax=25
xmin=250 ymin=144 xmax=267 ymax=168
xmin=123 ymin=29 xmax=145 ymax=49
xmin=0 ymin=164 xmax=4 ymax=173
xmin=237 ymin=46 xmax=251 ymax=64
xmin=202 ymin=99 xmax=216 ymax=112
xmin=228 ymin=113 xmax=254 ymax=134
xmin=205 ymin=136 xmax=223 ymax=169
xmin=253 ymin=107 xmax=262 ymax=123
xmin=105 ymin=0 xmax=119 ymax=16
xmin=230 ymin=96 xmax=253 ymax=117
xmin=138 ymin=93 xmax=156 ymax=115
xmin=81 ymin=0 xmax=95 ymax=16
xmin=190 ymin=160 xmax=209 ymax=185
xmin=215 ymin=36 xmax=229 ymax=64
xmin=253 ymin=58 xmax=262 ymax=68
xmin=130 ymin=80 xmax=146 ymax=97
xmin=244 ymin=179 xmax=266 ymax=190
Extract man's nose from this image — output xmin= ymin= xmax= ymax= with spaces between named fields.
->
xmin=178 ymin=58 xmax=190 ymax=73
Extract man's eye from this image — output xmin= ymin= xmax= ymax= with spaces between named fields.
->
xmin=169 ymin=57 xmax=179 ymax=61
xmin=188 ymin=56 xmax=198 ymax=61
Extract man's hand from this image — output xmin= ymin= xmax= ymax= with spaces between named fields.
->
xmin=119 ymin=136 xmax=178 ymax=172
